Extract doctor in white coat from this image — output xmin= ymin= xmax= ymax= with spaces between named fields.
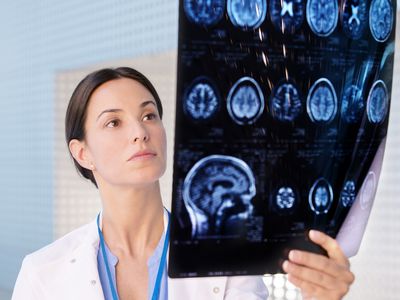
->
xmin=12 ymin=67 xmax=354 ymax=300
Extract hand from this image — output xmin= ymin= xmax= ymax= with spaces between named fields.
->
xmin=282 ymin=230 xmax=355 ymax=300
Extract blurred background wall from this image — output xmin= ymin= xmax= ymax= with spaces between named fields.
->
xmin=0 ymin=1 xmax=399 ymax=299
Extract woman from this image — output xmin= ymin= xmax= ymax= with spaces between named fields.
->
xmin=12 ymin=67 xmax=354 ymax=300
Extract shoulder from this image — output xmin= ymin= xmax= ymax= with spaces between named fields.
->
xmin=23 ymin=220 xmax=96 ymax=268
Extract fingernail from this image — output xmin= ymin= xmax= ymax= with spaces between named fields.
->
xmin=289 ymin=250 xmax=296 ymax=260
xmin=282 ymin=260 xmax=289 ymax=271
xmin=309 ymin=229 xmax=320 ymax=239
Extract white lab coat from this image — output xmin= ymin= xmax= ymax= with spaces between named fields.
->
xmin=12 ymin=209 xmax=268 ymax=300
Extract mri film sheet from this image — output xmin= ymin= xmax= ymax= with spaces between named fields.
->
xmin=169 ymin=0 xmax=396 ymax=277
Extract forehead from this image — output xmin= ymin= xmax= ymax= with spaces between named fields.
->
xmin=88 ymin=77 xmax=154 ymax=112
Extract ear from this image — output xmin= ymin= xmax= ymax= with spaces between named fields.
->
xmin=68 ymin=139 xmax=94 ymax=170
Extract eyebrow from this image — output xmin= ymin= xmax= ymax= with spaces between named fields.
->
xmin=96 ymin=100 xmax=156 ymax=121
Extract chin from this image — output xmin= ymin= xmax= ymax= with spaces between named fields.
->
xmin=130 ymin=167 xmax=165 ymax=184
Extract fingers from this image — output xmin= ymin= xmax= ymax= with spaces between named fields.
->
xmin=287 ymin=273 xmax=349 ymax=300
xmin=283 ymin=259 xmax=346 ymax=290
xmin=282 ymin=232 xmax=355 ymax=299
xmin=287 ymin=250 xmax=355 ymax=284
xmin=309 ymin=230 xmax=349 ymax=267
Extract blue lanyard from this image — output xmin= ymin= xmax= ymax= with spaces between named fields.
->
xmin=96 ymin=209 xmax=171 ymax=300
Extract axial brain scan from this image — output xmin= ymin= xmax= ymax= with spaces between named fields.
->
xmin=227 ymin=77 xmax=265 ymax=125
xmin=270 ymin=0 xmax=305 ymax=33
xmin=306 ymin=0 xmax=339 ymax=36
xmin=270 ymin=80 xmax=302 ymax=122
xmin=275 ymin=186 xmax=296 ymax=210
xmin=184 ymin=0 xmax=225 ymax=27
xmin=340 ymin=180 xmax=356 ymax=207
xmin=227 ymin=0 xmax=267 ymax=29
xmin=342 ymin=0 xmax=368 ymax=39
xmin=341 ymin=84 xmax=364 ymax=123
xmin=309 ymin=178 xmax=333 ymax=215
xmin=183 ymin=77 xmax=220 ymax=121
xmin=306 ymin=78 xmax=337 ymax=123
xmin=182 ymin=155 xmax=256 ymax=238
xmin=367 ymin=80 xmax=389 ymax=124
xmin=369 ymin=0 xmax=394 ymax=42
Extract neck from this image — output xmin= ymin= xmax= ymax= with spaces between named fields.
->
xmin=99 ymin=181 xmax=165 ymax=260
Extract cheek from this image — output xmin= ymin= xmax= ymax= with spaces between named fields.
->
xmin=90 ymin=132 xmax=126 ymax=166
xmin=157 ymin=126 xmax=167 ymax=155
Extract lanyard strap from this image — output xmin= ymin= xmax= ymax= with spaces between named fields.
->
xmin=97 ymin=213 xmax=119 ymax=300
xmin=96 ymin=209 xmax=171 ymax=300
xmin=152 ymin=210 xmax=170 ymax=300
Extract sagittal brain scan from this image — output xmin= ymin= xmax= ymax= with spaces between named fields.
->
xmin=275 ymin=186 xmax=296 ymax=210
xmin=269 ymin=0 xmax=305 ymax=33
xmin=367 ymin=80 xmax=389 ymax=124
xmin=270 ymin=80 xmax=302 ymax=122
xmin=227 ymin=77 xmax=265 ymax=125
xmin=306 ymin=78 xmax=337 ymax=123
xmin=360 ymin=172 xmax=376 ymax=210
xmin=184 ymin=0 xmax=225 ymax=27
xmin=183 ymin=77 xmax=220 ymax=121
xmin=227 ymin=0 xmax=267 ymax=30
xmin=182 ymin=155 xmax=256 ymax=238
xmin=306 ymin=0 xmax=338 ymax=37
xmin=341 ymin=85 xmax=364 ymax=123
xmin=309 ymin=178 xmax=333 ymax=215
xmin=369 ymin=0 xmax=394 ymax=42
xmin=170 ymin=0 xmax=395 ymax=278
xmin=340 ymin=180 xmax=356 ymax=207
xmin=342 ymin=0 xmax=368 ymax=39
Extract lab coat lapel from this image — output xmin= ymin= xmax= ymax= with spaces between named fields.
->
xmin=66 ymin=218 xmax=105 ymax=300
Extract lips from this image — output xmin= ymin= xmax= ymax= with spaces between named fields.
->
xmin=127 ymin=150 xmax=156 ymax=161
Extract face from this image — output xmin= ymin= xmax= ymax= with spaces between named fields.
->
xmin=74 ymin=78 xmax=167 ymax=188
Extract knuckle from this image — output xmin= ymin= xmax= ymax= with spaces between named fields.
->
xmin=300 ymin=283 xmax=310 ymax=293
xmin=339 ymin=283 xmax=350 ymax=296
xmin=317 ymin=272 xmax=326 ymax=285
xmin=330 ymin=239 xmax=340 ymax=252
xmin=348 ymin=270 xmax=355 ymax=284
xmin=321 ymin=257 xmax=331 ymax=270
xmin=342 ymin=256 xmax=351 ymax=268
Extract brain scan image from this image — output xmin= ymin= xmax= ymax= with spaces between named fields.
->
xmin=309 ymin=178 xmax=334 ymax=215
xmin=184 ymin=77 xmax=220 ymax=121
xmin=227 ymin=0 xmax=267 ymax=29
xmin=275 ymin=186 xmax=296 ymax=210
xmin=369 ymin=0 xmax=394 ymax=42
xmin=342 ymin=0 xmax=368 ymax=39
xmin=269 ymin=0 xmax=305 ymax=34
xmin=182 ymin=154 xmax=256 ymax=238
xmin=306 ymin=78 xmax=338 ymax=123
xmin=340 ymin=180 xmax=356 ymax=207
xmin=227 ymin=77 xmax=265 ymax=125
xmin=270 ymin=80 xmax=302 ymax=122
xmin=367 ymin=80 xmax=389 ymax=124
xmin=360 ymin=171 xmax=376 ymax=210
xmin=184 ymin=0 xmax=226 ymax=27
xmin=341 ymin=85 xmax=364 ymax=123
xmin=306 ymin=0 xmax=339 ymax=37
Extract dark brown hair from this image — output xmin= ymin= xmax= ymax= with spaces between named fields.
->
xmin=65 ymin=67 xmax=164 ymax=188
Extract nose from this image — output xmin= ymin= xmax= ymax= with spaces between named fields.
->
xmin=130 ymin=122 xmax=149 ymax=143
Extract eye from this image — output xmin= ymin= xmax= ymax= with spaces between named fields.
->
xmin=105 ymin=119 xmax=120 ymax=128
xmin=144 ymin=113 xmax=158 ymax=121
